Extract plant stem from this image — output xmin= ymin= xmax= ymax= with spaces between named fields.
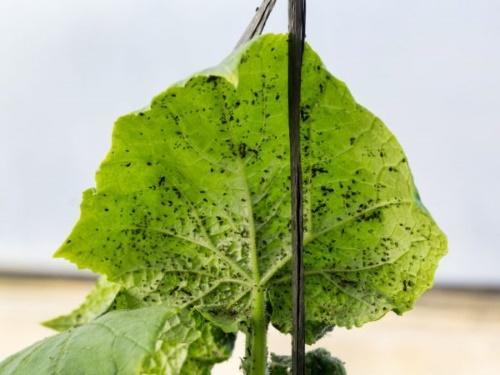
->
xmin=245 ymin=287 xmax=268 ymax=375
xmin=235 ymin=0 xmax=277 ymax=49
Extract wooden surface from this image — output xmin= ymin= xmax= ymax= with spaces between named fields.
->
xmin=1 ymin=277 xmax=499 ymax=374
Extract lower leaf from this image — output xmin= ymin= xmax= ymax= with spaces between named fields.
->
xmin=269 ymin=348 xmax=347 ymax=375
xmin=1 ymin=305 xmax=200 ymax=375
xmin=39 ymin=279 xmax=236 ymax=375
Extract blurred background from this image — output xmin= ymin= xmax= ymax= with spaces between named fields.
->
xmin=0 ymin=0 xmax=499 ymax=374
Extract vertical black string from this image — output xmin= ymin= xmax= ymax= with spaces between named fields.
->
xmin=288 ymin=0 xmax=306 ymax=374
xmin=237 ymin=1 xmax=307 ymax=372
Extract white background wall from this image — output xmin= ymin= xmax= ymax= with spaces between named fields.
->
xmin=0 ymin=0 xmax=499 ymax=285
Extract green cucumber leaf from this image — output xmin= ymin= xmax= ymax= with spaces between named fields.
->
xmin=41 ymin=280 xmax=235 ymax=374
xmin=0 ymin=305 xmax=201 ymax=375
xmin=55 ymin=33 xmax=446 ymax=339
xmin=269 ymin=349 xmax=346 ymax=375
xmin=42 ymin=277 xmax=121 ymax=331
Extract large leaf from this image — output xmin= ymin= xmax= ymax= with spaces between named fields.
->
xmin=55 ymin=34 xmax=446 ymax=337
xmin=0 ymin=306 xmax=201 ymax=375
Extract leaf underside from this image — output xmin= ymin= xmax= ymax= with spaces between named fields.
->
xmin=53 ymin=33 xmax=446 ymax=338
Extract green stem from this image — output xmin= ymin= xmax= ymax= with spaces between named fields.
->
xmin=245 ymin=287 xmax=268 ymax=375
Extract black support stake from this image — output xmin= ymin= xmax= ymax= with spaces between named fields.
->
xmin=288 ymin=0 xmax=306 ymax=374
